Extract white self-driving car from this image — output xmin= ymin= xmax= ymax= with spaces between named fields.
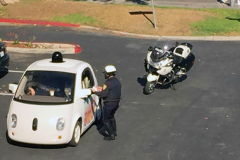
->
xmin=7 ymin=52 xmax=100 ymax=147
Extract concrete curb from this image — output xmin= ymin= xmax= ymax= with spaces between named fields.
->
xmin=80 ymin=26 xmax=240 ymax=41
xmin=4 ymin=41 xmax=82 ymax=54
xmin=2 ymin=18 xmax=240 ymax=42
xmin=0 ymin=18 xmax=80 ymax=28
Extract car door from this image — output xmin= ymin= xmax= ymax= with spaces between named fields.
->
xmin=81 ymin=68 xmax=97 ymax=129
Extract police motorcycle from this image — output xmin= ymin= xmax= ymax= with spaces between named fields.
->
xmin=143 ymin=42 xmax=193 ymax=94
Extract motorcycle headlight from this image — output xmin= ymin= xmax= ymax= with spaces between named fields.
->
xmin=56 ymin=118 xmax=65 ymax=131
xmin=167 ymin=62 xmax=173 ymax=66
xmin=164 ymin=45 xmax=168 ymax=50
xmin=11 ymin=114 xmax=17 ymax=128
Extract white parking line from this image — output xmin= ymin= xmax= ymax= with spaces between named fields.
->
xmin=0 ymin=93 xmax=14 ymax=96
xmin=8 ymin=70 xmax=24 ymax=73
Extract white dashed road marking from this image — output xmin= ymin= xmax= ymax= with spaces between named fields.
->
xmin=0 ymin=93 xmax=14 ymax=96
xmin=8 ymin=70 xmax=24 ymax=73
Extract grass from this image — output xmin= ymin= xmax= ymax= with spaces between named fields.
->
xmin=51 ymin=7 xmax=240 ymax=35
xmin=3 ymin=0 xmax=240 ymax=36
xmin=52 ymin=12 xmax=98 ymax=25
xmin=0 ymin=7 xmax=8 ymax=17
xmin=191 ymin=8 xmax=240 ymax=35
xmin=21 ymin=0 xmax=39 ymax=3
xmin=0 ymin=7 xmax=4 ymax=13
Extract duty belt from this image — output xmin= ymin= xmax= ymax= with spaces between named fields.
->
xmin=104 ymin=98 xmax=121 ymax=102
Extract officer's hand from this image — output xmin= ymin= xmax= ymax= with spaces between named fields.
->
xmin=91 ymin=88 xmax=96 ymax=93
xmin=91 ymin=87 xmax=99 ymax=93
xmin=97 ymin=86 xmax=102 ymax=91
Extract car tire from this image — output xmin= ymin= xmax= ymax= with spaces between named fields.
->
xmin=69 ymin=121 xmax=81 ymax=147
xmin=6 ymin=131 xmax=15 ymax=145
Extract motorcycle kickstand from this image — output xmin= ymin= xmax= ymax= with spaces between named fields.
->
xmin=170 ymin=83 xmax=176 ymax=90
xmin=142 ymin=73 xmax=148 ymax=78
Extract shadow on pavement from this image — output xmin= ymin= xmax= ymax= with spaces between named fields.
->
xmin=94 ymin=118 xmax=109 ymax=137
xmin=137 ymin=75 xmax=188 ymax=94
xmin=6 ymin=131 xmax=68 ymax=149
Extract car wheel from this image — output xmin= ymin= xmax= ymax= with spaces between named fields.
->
xmin=69 ymin=121 xmax=81 ymax=147
xmin=6 ymin=130 xmax=15 ymax=145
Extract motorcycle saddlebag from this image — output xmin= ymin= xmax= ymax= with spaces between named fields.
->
xmin=173 ymin=45 xmax=190 ymax=59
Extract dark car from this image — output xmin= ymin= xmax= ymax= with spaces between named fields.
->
xmin=0 ymin=42 xmax=9 ymax=70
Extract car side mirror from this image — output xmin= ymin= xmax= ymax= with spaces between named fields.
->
xmin=9 ymin=83 xmax=18 ymax=94
xmin=76 ymin=89 xmax=91 ymax=99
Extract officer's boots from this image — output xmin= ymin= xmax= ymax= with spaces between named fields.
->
xmin=110 ymin=117 xmax=117 ymax=136
xmin=104 ymin=121 xmax=115 ymax=140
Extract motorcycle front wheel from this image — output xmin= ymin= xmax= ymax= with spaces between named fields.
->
xmin=144 ymin=81 xmax=155 ymax=95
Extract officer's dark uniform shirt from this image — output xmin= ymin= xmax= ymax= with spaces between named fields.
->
xmin=95 ymin=77 xmax=121 ymax=103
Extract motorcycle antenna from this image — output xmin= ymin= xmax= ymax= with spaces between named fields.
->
xmin=153 ymin=37 xmax=161 ymax=48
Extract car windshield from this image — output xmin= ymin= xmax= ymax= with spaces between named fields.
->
xmin=14 ymin=71 xmax=75 ymax=104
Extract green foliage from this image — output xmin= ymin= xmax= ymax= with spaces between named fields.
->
xmin=191 ymin=17 xmax=240 ymax=35
xmin=7 ymin=32 xmax=37 ymax=46
xmin=25 ymin=36 xmax=37 ymax=47
xmin=191 ymin=8 xmax=240 ymax=35
xmin=21 ymin=0 xmax=39 ymax=3
xmin=199 ymin=8 xmax=240 ymax=18
xmin=53 ymin=12 xmax=97 ymax=25
xmin=7 ymin=32 xmax=19 ymax=45
xmin=155 ymin=6 xmax=193 ymax=10
xmin=0 ymin=7 xmax=8 ymax=17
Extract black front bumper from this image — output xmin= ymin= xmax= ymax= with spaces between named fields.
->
xmin=0 ymin=53 xmax=9 ymax=70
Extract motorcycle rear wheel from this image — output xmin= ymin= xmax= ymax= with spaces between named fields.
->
xmin=144 ymin=81 xmax=155 ymax=95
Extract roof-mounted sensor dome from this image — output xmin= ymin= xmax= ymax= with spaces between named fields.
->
xmin=52 ymin=51 xmax=63 ymax=63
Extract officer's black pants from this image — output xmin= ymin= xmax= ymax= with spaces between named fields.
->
xmin=103 ymin=102 xmax=119 ymax=123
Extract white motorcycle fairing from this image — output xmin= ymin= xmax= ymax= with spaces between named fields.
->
xmin=147 ymin=74 xmax=159 ymax=82
xmin=157 ymin=58 xmax=173 ymax=75
xmin=157 ymin=66 xmax=173 ymax=75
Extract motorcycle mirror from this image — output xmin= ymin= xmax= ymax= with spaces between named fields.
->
xmin=148 ymin=46 xmax=153 ymax=51
xmin=175 ymin=42 xmax=179 ymax=47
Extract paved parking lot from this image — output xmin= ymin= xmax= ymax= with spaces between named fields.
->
xmin=0 ymin=25 xmax=240 ymax=160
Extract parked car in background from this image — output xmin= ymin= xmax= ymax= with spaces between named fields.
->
xmin=7 ymin=52 xmax=100 ymax=147
xmin=0 ymin=42 xmax=9 ymax=71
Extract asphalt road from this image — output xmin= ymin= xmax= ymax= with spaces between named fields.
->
xmin=0 ymin=25 xmax=240 ymax=160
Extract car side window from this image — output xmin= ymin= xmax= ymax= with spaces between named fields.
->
xmin=81 ymin=68 xmax=94 ymax=89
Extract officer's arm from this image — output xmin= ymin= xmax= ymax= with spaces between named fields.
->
xmin=94 ymin=83 xmax=109 ymax=98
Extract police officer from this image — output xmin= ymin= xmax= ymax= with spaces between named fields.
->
xmin=91 ymin=65 xmax=121 ymax=140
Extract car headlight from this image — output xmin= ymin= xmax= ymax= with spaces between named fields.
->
xmin=56 ymin=118 xmax=65 ymax=131
xmin=11 ymin=114 xmax=17 ymax=128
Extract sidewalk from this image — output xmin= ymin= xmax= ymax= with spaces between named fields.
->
xmin=89 ymin=0 xmax=240 ymax=8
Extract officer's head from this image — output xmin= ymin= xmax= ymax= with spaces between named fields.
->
xmin=52 ymin=51 xmax=63 ymax=63
xmin=103 ymin=65 xmax=116 ymax=79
